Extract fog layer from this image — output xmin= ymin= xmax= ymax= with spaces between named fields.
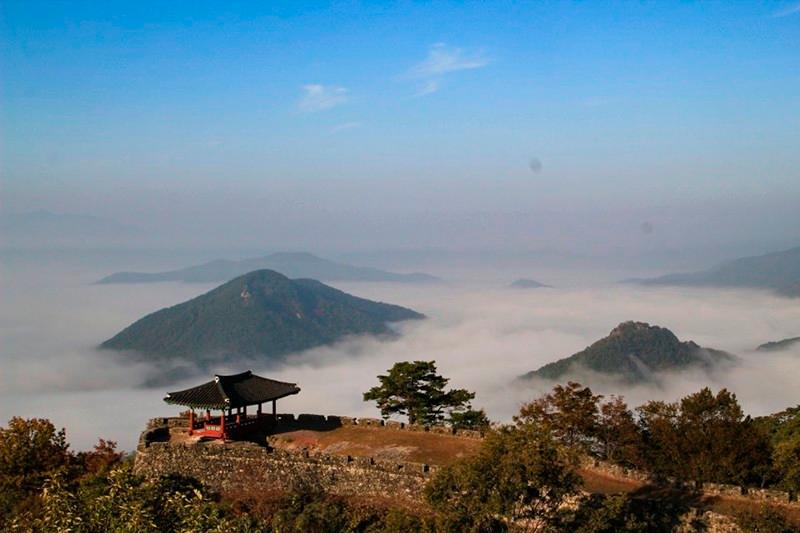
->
xmin=1 ymin=259 xmax=799 ymax=451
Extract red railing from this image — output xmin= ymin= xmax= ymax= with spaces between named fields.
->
xmin=189 ymin=414 xmax=275 ymax=439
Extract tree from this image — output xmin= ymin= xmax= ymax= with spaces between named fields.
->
xmin=449 ymin=408 xmax=491 ymax=431
xmin=363 ymin=361 xmax=477 ymax=426
xmin=638 ymin=388 xmax=772 ymax=486
xmin=516 ymin=382 xmax=602 ymax=450
xmin=425 ymin=424 xmax=581 ymax=532
xmin=597 ymin=396 xmax=643 ymax=468
xmin=0 ymin=417 xmax=70 ymax=517
xmin=773 ymin=435 xmax=800 ymax=495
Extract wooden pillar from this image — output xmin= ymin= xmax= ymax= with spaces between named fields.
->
xmin=272 ymin=399 xmax=277 ymax=419
xmin=220 ymin=409 xmax=226 ymax=440
xmin=235 ymin=407 xmax=241 ymax=425
xmin=257 ymin=403 xmax=262 ymax=417
xmin=205 ymin=410 xmax=210 ymax=421
xmin=188 ymin=410 xmax=194 ymax=436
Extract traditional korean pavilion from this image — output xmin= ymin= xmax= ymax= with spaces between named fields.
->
xmin=164 ymin=370 xmax=300 ymax=440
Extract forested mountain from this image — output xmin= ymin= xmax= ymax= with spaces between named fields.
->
xmin=522 ymin=321 xmax=734 ymax=383
xmin=100 ymin=269 xmax=423 ymax=364
xmin=757 ymin=337 xmax=800 ymax=352
xmin=631 ymin=246 xmax=800 ymax=297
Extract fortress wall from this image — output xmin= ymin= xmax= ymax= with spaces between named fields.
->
xmin=137 ymin=415 xmax=798 ymax=507
xmin=582 ymin=458 xmax=798 ymax=506
xmin=134 ymin=415 xmax=447 ymax=502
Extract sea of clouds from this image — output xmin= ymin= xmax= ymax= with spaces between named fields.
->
xmin=1 ymin=258 xmax=799 ymax=451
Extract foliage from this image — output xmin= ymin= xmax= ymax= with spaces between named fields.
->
xmin=425 ymin=425 xmax=581 ymax=531
xmin=637 ymin=388 xmax=772 ymax=486
xmin=516 ymin=383 xmax=643 ymax=467
xmin=101 ymin=269 xmax=423 ymax=364
xmin=448 ymin=408 xmax=490 ymax=431
xmin=734 ymin=504 xmax=795 ymax=533
xmin=516 ymin=381 xmax=601 ymax=450
xmin=0 ymin=417 xmax=70 ymax=518
xmin=10 ymin=464 xmax=267 ymax=533
xmin=596 ymin=396 xmax=642 ymax=468
xmin=363 ymin=361 xmax=478 ymax=426
xmin=772 ymin=434 xmax=800 ymax=494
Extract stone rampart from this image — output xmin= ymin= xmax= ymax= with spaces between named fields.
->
xmin=133 ymin=413 xmax=483 ymax=503
xmin=582 ymin=458 xmax=799 ymax=506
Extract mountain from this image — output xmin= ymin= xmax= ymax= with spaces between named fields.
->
xmin=100 ymin=269 xmax=424 ymax=364
xmin=509 ymin=279 xmax=551 ymax=289
xmin=757 ymin=337 xmax=800 ymax=352
xmin=521 ymin=321 xmax=734 ymax=383
xmin=630 ymin=246 xmax=800 ymax=297
xmin=95 ymin=252 xmax=441 ymax=285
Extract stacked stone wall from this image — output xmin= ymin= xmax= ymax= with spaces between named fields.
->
xmin=134 ymin=414 xmax=480 ymax=502
xmin=136 ymin=414 xmax=798 ymax=508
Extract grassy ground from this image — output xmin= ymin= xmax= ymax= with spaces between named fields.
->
xmin=267 ymin=425 xmax=482 ymax=466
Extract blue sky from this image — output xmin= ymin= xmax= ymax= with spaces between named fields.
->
xmin=1 ymin=1 xmax=799 ymax=253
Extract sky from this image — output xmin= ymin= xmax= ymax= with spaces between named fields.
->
xmin=1 ymin=1 xmax=800 ymax=256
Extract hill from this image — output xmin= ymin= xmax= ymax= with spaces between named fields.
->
xmin=95 ymin=252 xmax=441 ymax=285
xmin=100 ymin=269 xmax=424 ymax=365
xmin=630 ymin=246 xmax=800 ymax=297
xmin=509 ymin=279 xmax=551 ymax=289
xmin=757 ymin=337 xmax=800 ymax=352
xmin=522 ymin=321 xmax=734 ymax=383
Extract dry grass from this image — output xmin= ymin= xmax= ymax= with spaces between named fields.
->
xmin=578 ymin=467 xmax=646 ymax=494
xmin=268 ymin=425 xmax=482 ymax=466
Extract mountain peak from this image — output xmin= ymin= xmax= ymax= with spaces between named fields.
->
xmin=100 ymin=271 xmax=424 ymax=373
xmin=509 ymin=278 xmax=551 ymax=289
xmin=95 ymin=252 xmax=442 ymax=285
xmin=522 ymin=321 xmax=733 ymax=384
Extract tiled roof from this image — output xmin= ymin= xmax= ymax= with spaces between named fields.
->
xmin=164 ymin=371 xmax=300 ymax=409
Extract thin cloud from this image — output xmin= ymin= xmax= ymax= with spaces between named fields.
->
xmin=409 ymin=43 xmax=489 ymax=78
xmin=329 ymin=122 xmax=362 ymax=134
xmin=298 ymin=84 xmax=349 ymax=113
xmin=414 ymin=80 xmax=441 ymax=97
xmin=406 ymin=43 xmax=489 ymax=96
xmin=773 ymin=3 xmax=800 ymax=17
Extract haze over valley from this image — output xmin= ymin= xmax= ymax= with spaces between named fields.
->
xmin=3 ymin=250 xmax=799 ymax=451
xmin=2 ymin=4 xmax=800 ymax=528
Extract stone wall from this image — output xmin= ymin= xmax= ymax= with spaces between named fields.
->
xmin=582 ymin=458 xmax=799 ymax=506
xmin=136 ymin=414 xmax=798 ymax=508
xmin=133 ymin=414 xmax=479 ymax=503
xmin=135 ymin=441 xmax=430 ymax=502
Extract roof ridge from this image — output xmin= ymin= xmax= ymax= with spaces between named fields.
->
xmin=213 ymin=375 xmax=231 ymax=406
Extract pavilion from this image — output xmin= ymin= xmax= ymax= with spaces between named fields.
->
xmin=164 ymin=370 xmax=300 ymax=440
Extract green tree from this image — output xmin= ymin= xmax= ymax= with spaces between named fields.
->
xmin=425 ymin=425 xmax=581 ymax=532
xmin=0 ymin=417 xmax=71 ymax=517
xmin=363 ymin=361 xmax=477 ymax=426
xmin=516 ymin=382 xmax=602 ymax=450
xmin=597 ymin=396 xmax=643 ymax=468
xmin=449 ymin=408 xmax=491 ymax=431
xmin=773 ymin=435 xmax=800 ymax=494
xmin=638 ymin=388 xmax=772 ymax=486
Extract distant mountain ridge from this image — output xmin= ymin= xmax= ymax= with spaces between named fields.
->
xmin=509 ymin=279 xmax=551 ymax=289
xmin=100 ymin=269 xmax=424 ymax=366
xmin=96 ymin=252 xmax=441 ymax=285
xmin=757 ymin=337 xmax=800 ymax=352
xmin=522 ymin=321 xmax=734 ymax=383
xmin=630 ymin=246 xmax=800 ymax=297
